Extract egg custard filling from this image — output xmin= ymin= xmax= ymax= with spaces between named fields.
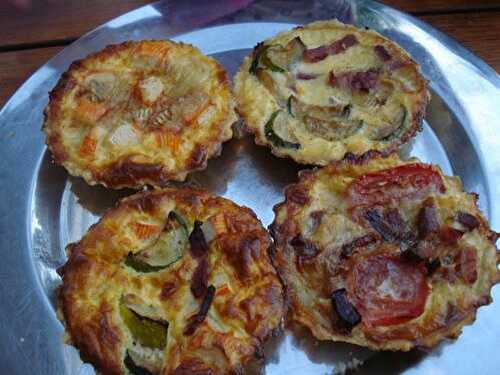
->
xmin=235 ymin=20 xmax=429 ymax=165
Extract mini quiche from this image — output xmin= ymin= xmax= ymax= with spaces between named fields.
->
xmin=57 ymin=188 xmax=284 ymax=374
xmin=270 ymin=152 xmax=499 ymax=351
xmin=44 ymin=40 xmax=236 ymax=189
xmin=234 ymin=20 xmax=429 ymax=165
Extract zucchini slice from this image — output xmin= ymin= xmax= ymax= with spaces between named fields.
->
xmin=287 ymin=95 xmax=295 ymax=117
xmin=264 ymin=111 xmax=300 ymax=149
xmin=370 ymin=105 xmax=408 ymax=141
xmin=261 ymin=46 xmax=286 ymax=73
xmin=266 ymin=37 xmax=306 ymax=71
xmin=250 ymin=37 xmax=306 ymax=75
xmin=380 ymin=106 xmax=408 ymax=141
xmin=250 ymin=43 xmax=273 ymax=74
xmin=303 ymin=115 xmax=364 ymax=141
xmin=250 ymin=44 xmax=285 ymax=73
xmin=290 ymin=97 xmax=363 ymax=141
xmin=120 ymin=300 xmax=168 ymax=349
xmin=126 ymin=211 xmax=189 ymax=273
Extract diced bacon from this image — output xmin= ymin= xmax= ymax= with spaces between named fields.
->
xmin=303 ymin=45 xmax=329 ymax=63
xmin=329 ymin=69 xmax=380 ymax=92
xmin=184 ymin=285 xmax=215 ymax=336
xmin=373 ymin=45 xmax=411 ymax=72
xmin=438 ymin=226 xmax=464 ymax=245
xmin=374 ymin=45 xmax=391 ymax=61
xmin=331 ymin=288 xmax=361 ymax=331
xmin=341 ymin=233 xmax=378 ymax=258
xmin=303 ymin=34 xmax=358 ymax=63
xmin=417 ymin=199 xmax=440 ymax=238
xmin=290 ymin=235 xmax=319 ymax=259
xmin=189 ymin=220 xmax=208 ymax=258
xmin=330 ymin=34 xmax=358 ymax=54
xmin=191 ymin=257 xmax=208 ymax=298
xmin=456 ymin=212 xmax=480 ymax=231
xmin=296 ymin=72 xmax=318 ymax=80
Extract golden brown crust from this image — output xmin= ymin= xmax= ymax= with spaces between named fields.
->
xmin=234 ymin=20 xmax=429 ymax=166
xmin=58 ymin=188 xmax=285 ymax=374
xmin=271 ymin=153 xmax=499 ymax=351
xmin=44 ymin=40 xmax=237 ymax=189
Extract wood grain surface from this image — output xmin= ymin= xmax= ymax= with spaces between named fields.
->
xmin=0 ymin=0 xmax=151 ymax=48
xmin=0 ymin=0 xmax=499 ymax=107
xmin=421 ymin=11 xmax=500 ymax=71
xmin=384 ymin=0 xmax=500 ymax=14
xmin=0 ymin=46 xmax=63 ymax=108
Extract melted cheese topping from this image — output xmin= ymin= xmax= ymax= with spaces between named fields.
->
xmin=44 ymin=40 xmax=236 ymax=188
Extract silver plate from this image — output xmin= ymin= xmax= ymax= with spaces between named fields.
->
xmin=0 ymin=0 xmax=499 ymax=373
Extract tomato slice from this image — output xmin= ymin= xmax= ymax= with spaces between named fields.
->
xmin=348 ymin=254 xmax=429 ymax=326
xmin=347 ymin=164 xmax=446 ymax=210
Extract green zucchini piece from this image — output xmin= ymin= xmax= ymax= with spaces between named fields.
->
xmin=169 ymin=210 xmax=189 ymax=233
xmin=290 ymin=97 xmax=362 ymax=141
xmin=256 ymin=68 xmax=277 ymax=95
xmin=303 ymin=115 xmax=364 ymax=141
xmin=126 ymin=212 xmax=189 ymax=273
xmin=342 ymin=104 xmax=352 ymax=117
xmin=266 ymin=37 xmax=306 ymax=71
xmin=249 ymin=43 xmax=268 ymax=74
xmin=251 ymin=39 xmax=305 ymax=74
xmin=125 ymin=255 xmax=166 ymax=273
xmin=287 ymin=95 xmax=296 ymax=117
xmin=264 ymin=110 xmax=300 ymax=149
xmin=250 ymin=44 xmax=286 ymax=73
xmin=261 ymin=47 xmax=286 ymax=73
xmin=120 ymin=301 xmax=168 ymax=349
xmin=374 ymin=106 xmax=408 ymax=142
xmin=124 ymin=351 xmax=154 ymax=375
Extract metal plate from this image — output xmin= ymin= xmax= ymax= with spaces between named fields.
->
xmin=0 ymin=0 xmax=499 ymax=373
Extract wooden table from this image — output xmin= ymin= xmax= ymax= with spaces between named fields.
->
xmin=1 ymin=0 xmax=499 ymax=108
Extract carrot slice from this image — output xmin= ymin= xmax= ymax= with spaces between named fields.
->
xmin=216 ymin=285 xmax=231 ymax=296
xmin=155 ymin=131 xmax=181 ymax=152
xmin=75 ymin=98 xmax=108 ymax=123
xmin=132 ymin=222 xmax=161 ymax=239
xmin=79 ymin=133 xmax=97 ymax=157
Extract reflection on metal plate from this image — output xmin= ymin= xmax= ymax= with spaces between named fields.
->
xmin=0 ymin=0 xmax=499 ymax=374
